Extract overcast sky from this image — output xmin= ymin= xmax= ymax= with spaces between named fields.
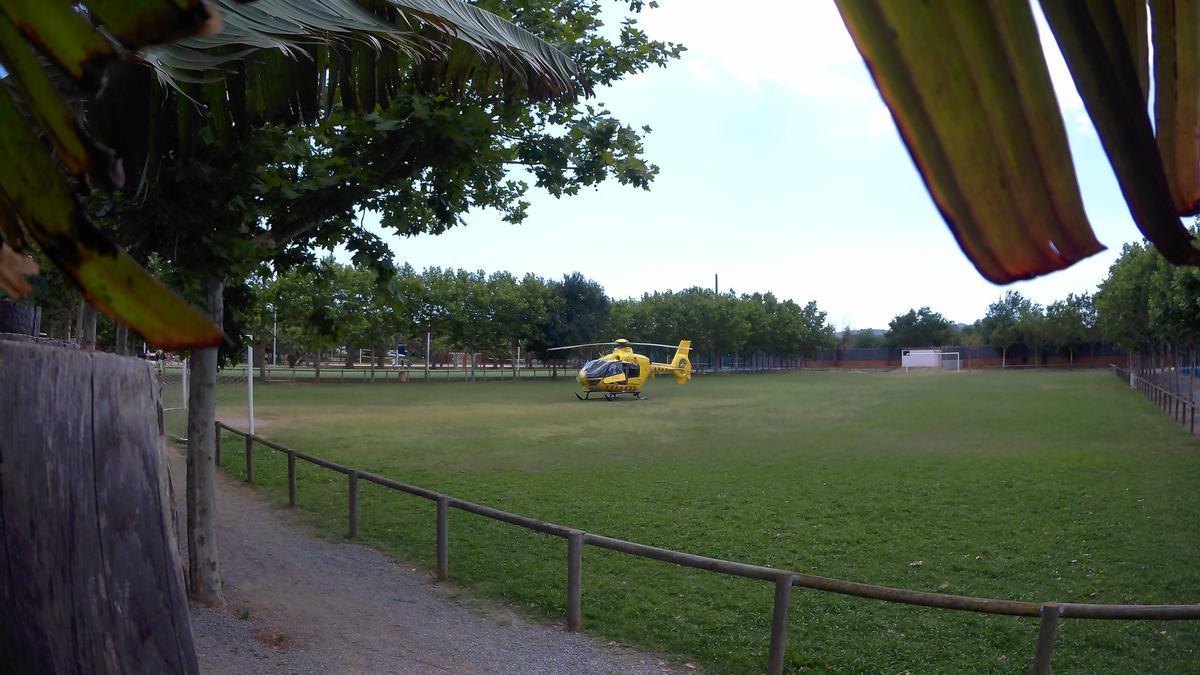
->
xmin=352 ymin=1 xmax=1152 ymax=330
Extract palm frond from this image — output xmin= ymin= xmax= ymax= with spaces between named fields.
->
xmin=143 ymin=0 xmax=587 ymax=105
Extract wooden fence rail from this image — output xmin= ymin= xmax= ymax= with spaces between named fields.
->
xmin=214 ymin=421 xmax=1200 ymax=674
xmin=1110 ymin=364 xmax=1198 ymax=435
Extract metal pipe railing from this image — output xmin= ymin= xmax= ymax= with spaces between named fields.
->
xmin=214 ymin=421 xmax=1200 ymax=674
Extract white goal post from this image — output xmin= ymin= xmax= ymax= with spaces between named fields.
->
xmin=939 ymin=351 xmax=961 ymax=372
xmin=901 ymin=348 xmax=961 ymax=372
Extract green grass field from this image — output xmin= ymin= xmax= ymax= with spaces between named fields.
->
xmin=212 ymin=370 xmax=1200 ymax=672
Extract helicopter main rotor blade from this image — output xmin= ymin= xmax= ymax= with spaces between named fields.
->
xmin=626 ymin=342 xmax=692 ymax=351
xmin=547 ymin=342 xmax=619 ymax=351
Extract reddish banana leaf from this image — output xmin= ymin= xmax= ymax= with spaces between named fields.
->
xmin=836 ymin=1 xmax=1104 ymax=284
xmin=1150 ymin=0 xmax=1200 ymax=216
xmin=1041 ymin=0 xmax=1200 ymax=265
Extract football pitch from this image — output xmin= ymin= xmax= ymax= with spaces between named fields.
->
xmin=213 ymin=369 xmax=1200 ymax=672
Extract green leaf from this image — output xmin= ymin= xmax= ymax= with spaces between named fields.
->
xmin=1150 ymin=0 xmax=1200 ymax=215
xmin=836 ymin=0 xmax=1104 ymax=283
xmin=1041 ymin=0 xmax=1200 ymax=265
xmin=0 ymin=13 xmax=105 ymax=183
xmin=0 ymin=0 xmax=114 ymax=85
xmin=0 ymin=87 xmax=222 ymax=349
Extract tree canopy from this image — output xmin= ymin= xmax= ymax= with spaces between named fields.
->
xmin=246 ymin=263 xmax=837 ymax=365
xmin=885 ymin=307 xmax=955 ymax=351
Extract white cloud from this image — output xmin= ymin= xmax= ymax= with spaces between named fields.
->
xmin=640 ymin=0 xmax=874 ymax=98
xmin=641 ymin=1 xmax=1094 ymax=137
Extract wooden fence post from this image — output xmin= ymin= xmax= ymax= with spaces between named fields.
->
xmin=567 ymin=530 xmax=583 ymax=631
xmin=348 ymin=470 xmax=359 ymax=539
xmin=437 ymin=496 xmax=449 ymax=580
xmin=1033 ymin=603 xmax=1062 ymax=675
xmin=213 ymin=422 xmax=222 ymax=466
xmin=766 ymin=574 xmax=794 ymax=675
xmin=244 ymin=435 xmax=254 ymax=483
xmin=287 ymin=452 xmax=297 ymax=507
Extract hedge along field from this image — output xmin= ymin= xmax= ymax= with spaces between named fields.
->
xmin=213 ymin=370 xmax=1200 ymax=672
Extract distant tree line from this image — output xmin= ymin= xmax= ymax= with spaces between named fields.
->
xmin=237 ymin=261 xmax=839 ymax=373
xmin=836 ymin=292 xmax=1099 ymax=367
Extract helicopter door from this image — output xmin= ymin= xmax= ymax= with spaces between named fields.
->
xmin=623 ymin=362 xmax=641 ymax=380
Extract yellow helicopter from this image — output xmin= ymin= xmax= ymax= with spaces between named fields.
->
xmin=549 ymin=339 xmax=692 ymax=400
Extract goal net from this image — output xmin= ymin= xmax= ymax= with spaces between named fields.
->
xmin=939 ymin=351 xmax=961 ymax=372
xmin=157 ymin=357 xmax=251 ymax=443
xmin=901 ymin=349 xmax=961 ymax=372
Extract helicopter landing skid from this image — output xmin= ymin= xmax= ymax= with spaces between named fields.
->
xmin=576 ymin=391 xmax=646 ymax=401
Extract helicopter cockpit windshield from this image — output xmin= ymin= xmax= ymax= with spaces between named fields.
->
xmin=583 ymin=359 xmax=624 ymax=379
xmin=582 ymin=359 xmax=643 ymax=381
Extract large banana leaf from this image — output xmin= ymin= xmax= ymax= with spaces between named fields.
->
xmin=837 ymin=0 xmax=1200 ymax=283
xmin=1041 ymin=0 xmax=1200 ymax=266
xmin=836 ymin=1 xmax=1103 ymax=283
xmin=0 ymin=0 xmax=586 ymax=348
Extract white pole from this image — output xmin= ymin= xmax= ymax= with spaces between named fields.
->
xmin=272 ymin=307 xmax=278 ymax=367
xmin=425 ymin=331 xmax=431 ymax=381
xmin=246 ymin=343 xmax=255 ymax=437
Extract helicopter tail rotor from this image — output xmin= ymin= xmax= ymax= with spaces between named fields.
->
xmin=670 ymin=340 xmax=692 ymax=384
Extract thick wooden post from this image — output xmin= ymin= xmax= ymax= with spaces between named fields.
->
xmin=567 ymin=530 xmax=583 ymax=631
xmin=287 ymin=452 xmax=297 ymax=507
xmin=766 ymin=574 xmax=794 ymax=675
xmin=244 ymin=435 xmax=254 ymax=483
xmin=1033 ymin=603 xmax=1061 ymax=674
xmin=436 ymin=496 xmax=449 ymax=580
xmin=348 ymin=471 xmax=359 ymax=539
xmin=0 ymin=336 xmax=199 ymax=673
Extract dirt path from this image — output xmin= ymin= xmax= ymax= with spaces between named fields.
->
xmin=166 ymin=449 xmax=690 ymax=674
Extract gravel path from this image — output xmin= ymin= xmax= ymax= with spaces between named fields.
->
xmin=166 ymin=449 xmax=691 ymax=674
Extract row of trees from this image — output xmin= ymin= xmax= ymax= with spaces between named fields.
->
xmin=841 ymin=292 xmax=1101 ymax=367
xmin=240 ymin=261 xmax=838 ymax=373
xmin=1094 ymin=238 xmax=1200 ymax=354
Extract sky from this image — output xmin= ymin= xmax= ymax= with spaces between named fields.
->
xmin=349 ymin=1 xmax=1152 ymax=330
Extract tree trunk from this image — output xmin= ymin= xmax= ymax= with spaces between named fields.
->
xmin=185 ymin=278 xmax=223 ymax=606
xmin=257 ymin=338 xmax=268 ymax=380
xmin=114 ymin=324 xmax=127 ymax=355
xmin=0 ymin=335 xmax=199 ymax=673
xmin=314 ymin=348 xmax=322 ymax=381
xmin=1002 ymin=347 xmax=1007 ymax=369
xmin=79 ymin=302 xmax=97 ymax=351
